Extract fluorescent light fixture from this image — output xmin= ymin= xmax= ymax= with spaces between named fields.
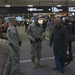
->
xmin=5 ymin=5 xmax=11 ymax=7
xmin=57 ymin=5 xmax=62 ymax=7
xmin=48 ymin=8 xmax=51 ymax=11
xmin=28 ymin=5 xmax=33 ymax=7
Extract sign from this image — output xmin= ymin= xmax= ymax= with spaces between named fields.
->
xmin=69 ymin=7 xmax=75 ymax=12
xmin=27 ymin=7 xmax=52 ymax=12
xmin=28 ymin=8 xmax=43 ymax=11
xmin=0 ymin=6 xmax=69 ymax=14
xmin=52 ymin=7 xmax=68 ymax=12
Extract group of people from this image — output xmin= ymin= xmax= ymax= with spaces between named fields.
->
xmin=0 ymin=21 xmax=9 ymax=33
xmin=7 ymin=16 xmax=75 ymax=75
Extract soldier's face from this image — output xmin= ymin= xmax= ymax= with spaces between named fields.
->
xmin=34 ymin=18 xmax=38 ymax=24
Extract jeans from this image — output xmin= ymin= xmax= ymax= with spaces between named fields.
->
xmin=54 ymin=50 xmax=64 ymax=70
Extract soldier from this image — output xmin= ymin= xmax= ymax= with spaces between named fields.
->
xmin=7 ymin=18 xmax=22 ymax=75
xmin=26 ymin=17 xmax=45 ymax=69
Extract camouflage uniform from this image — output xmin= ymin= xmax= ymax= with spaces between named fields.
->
xmin=26 ymin=23 xmax=44 ymax=62
xmin=7 ymin=25 xmax=21 ymax=75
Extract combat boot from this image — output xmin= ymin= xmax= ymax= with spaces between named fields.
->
xmin=13 ymin=72 xmax=23 ymax=75
xmin=31 ymin=62 xmax=36 ymax=69
xmin=14 ymin=72 xmax=23 ymax=75
xmin=37 ymin=60 xmax=44 ymax=67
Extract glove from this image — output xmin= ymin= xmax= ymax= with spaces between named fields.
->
xmin=9 ymin=43 xmax=13 ymax=47
xmin=18 ymin=40 xmax=22 ymax=46
xmin=35 ymin=38 xmax=39 ymax=42
xmin=39 ymin=38 xmax=42 ymax=42
xmin=9 ymin=43 xmax=18 ymax=53
xmin=35 ymin=38 xmax=42 ymax=42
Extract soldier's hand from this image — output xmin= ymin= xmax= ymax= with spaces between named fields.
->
xmin=9 ymin=43 xmax=13 ymax=47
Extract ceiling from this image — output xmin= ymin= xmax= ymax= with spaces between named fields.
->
xmin=0 ymin=0 xmax=75 ymax=6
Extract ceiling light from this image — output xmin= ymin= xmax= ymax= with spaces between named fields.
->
xmin=28 ymin=5 xmax=33 ymax=7
xmin=48 ymin=8 xmax=51 ymax=11
xmin=57 ymin=5 xmax=62 ymax=7
xmin=5 ymin=5 xmax=11 ymax=7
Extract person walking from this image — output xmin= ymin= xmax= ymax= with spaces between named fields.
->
xmin=49 ymin=17 xmax=68 ymax=73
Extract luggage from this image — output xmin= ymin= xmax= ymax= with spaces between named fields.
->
xmin=60 ymin=50 xmax=73 ymax=66
xmin=68 ymin=35 xmax=75 ymax=41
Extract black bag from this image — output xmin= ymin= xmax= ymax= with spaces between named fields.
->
xmin=18 ymin=40 xmax=22 ymax=46
xmin=69 ymin=35 xmax=75 ymax=41
xmin=60 ymin=50 xmax=73 ymax=66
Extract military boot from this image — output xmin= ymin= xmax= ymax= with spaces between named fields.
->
xmin=31 ymin=62 xmax=36 ymax=69
xmin=37 ymin=60 xmax=44 ymax=67
xmin=13 ymin=70 xmax=23 ymax=75
xmin=13 ymin=72 xmax=23 ymax=75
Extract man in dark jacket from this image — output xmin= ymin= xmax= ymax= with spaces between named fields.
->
xmin=65 ymin=18 xmax=73 ymax=52
xmin=72 ymin=17 xmax=75 ymax=34
xmin=49 ymin=17 xmax=68 ymax=73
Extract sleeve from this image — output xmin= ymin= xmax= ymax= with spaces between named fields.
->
xmin=26 ymin=25 xmax=35 ymax=41
xmin=11 ymin=27 xmax=17 ymax=34
xmin=40 ymin=25 xmax=45 ymax=40
xmin=7 ymin=28 xmax=13 ymax=44
xmin=16 ymin=27 xmax=21 ymax=41
xmin=26 ymin=25 xmax=31 ymax=34
xmin=49 ymin=31 xmax=53 ymax=47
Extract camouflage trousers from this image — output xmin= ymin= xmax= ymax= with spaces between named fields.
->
xmin=9 ymin=45 xmax=20 ymax=75
xmin=30 ymin=41 xmax=42 ymax=62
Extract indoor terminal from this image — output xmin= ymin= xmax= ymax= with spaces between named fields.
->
xmin=0 ymin=0 xmax=75 ymax=75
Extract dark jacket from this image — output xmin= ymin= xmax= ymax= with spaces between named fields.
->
xmin=64 ymin=19 xmax=74 ymax=41
xmin=72 ymin=20 xmax=75 ymax=34
xmin=65 ymin=19 xmax=73 ymax=36
xmin=49 ymin=25 xmax=68 ymax=51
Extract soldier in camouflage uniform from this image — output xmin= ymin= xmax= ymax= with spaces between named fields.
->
xmin=26 ymin=17 xmax=44 ymax=69
xmin=7 ymin=18 xmax=22 ymax=75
